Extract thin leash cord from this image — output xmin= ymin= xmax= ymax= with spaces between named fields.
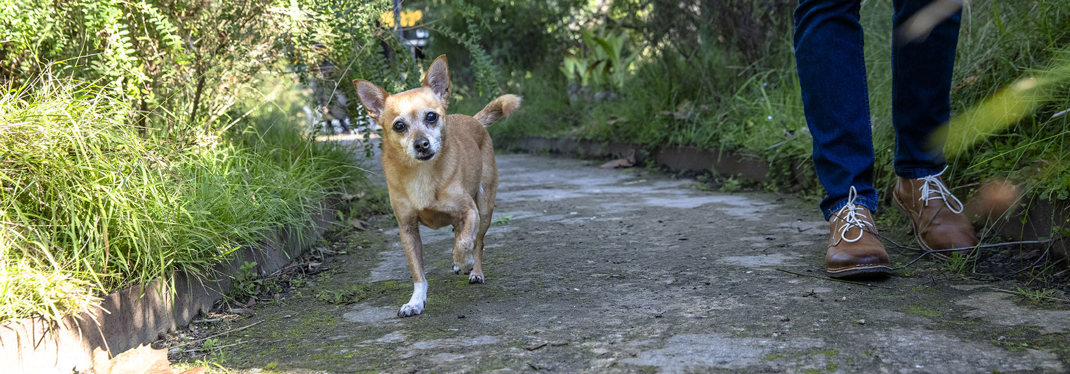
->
xmin=872 ymin=230 xmax=1061 ymax=274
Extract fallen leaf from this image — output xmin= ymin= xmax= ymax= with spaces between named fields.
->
xmin=600 ymin=158 xmax=634 ymax=168
xmin=525 ymin=342 xmax=548 ymax=351
xmin=341 ymin=192 xmax=365 ymax=201
xmin=347 ymin=219 xmax=368 ymax=231
xmin=93 ymin=344 xmax=205 ymax=374
xmin=600 ymin=152 xmax=637 ymax=169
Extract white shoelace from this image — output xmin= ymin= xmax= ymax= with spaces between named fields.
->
xmin=917 ymin=166 xmax=965 ymax=214
xmin=835 ymin=186 xmax=874 ymax=243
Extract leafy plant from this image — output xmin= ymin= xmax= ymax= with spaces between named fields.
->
xmin=561 ymin=29 xmax=635 ymax=93
xmin=492 ymin=215 xmax=513 ymax=226
xmin=720 ymin=176 xmax=744 ymax=193
xmin=202 ymin=338 xmax=222 ymax=351
xmin=230 ymin=262 xmax=263 ymax=302
xmin=199 ymin=337 xmax=230 ymax=362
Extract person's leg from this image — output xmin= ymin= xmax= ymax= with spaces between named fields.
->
xmin=333 ymin=91 xmax=352 ymax=134
xmin=794 ymin=0 xmax=878 ymax=220
xmin=891 ymin=0 xmax=959 ymax=177
xmin=890 ymin=0 xmax=977 ymax=254
xmin=795 ymin=0 xmax=892 ymax=278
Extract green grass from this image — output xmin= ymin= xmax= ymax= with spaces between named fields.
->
xmin=943 ymin=252 xmax=972 ymax=274
xmin=0 ymin=74 xmax=362 ymax=323
xmin=1015 ymin=286 xmax=1063 ymax=306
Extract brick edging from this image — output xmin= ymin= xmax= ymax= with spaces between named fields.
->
xmin=498 ymin=136 xmax=771 ymax=182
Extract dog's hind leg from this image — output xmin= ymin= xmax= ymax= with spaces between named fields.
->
xmin=470 ymin=181 xmax=496 ymax=284
xmin=469 ymin=212 xmax=491 ymax=284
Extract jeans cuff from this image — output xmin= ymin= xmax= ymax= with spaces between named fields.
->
xmin=895 ymin=166 xmax=945 ymax=179
xmin=822 ymin=195 xmax=879 ymax=221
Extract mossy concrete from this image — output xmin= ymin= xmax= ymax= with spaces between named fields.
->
xmin=175 ymin=153 xmax=1070 ymax=373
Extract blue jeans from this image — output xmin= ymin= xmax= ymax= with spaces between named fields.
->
xmin=793 ymin=0 xmax=961 ymax=220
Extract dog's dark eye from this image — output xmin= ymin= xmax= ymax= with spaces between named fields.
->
xmin=425 ymin=112 xmax=438 ymax=124
xmin=392 ymin=120 xmax=407 ymax=132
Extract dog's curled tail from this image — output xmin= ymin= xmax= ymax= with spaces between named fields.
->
xmin=474 ymin=94 xmax=521 ymax=127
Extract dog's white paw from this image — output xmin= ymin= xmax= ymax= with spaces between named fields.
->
xmin=398 ymin=301 xmax=424 ymax=317
xmin=398 ymin=281 xmax=428 ymax=318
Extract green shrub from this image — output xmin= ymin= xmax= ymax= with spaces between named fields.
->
xmin=0 ymin=0 xmax=414 ymax=323
xmin=0 ymin=71 xmax=359 ymax=323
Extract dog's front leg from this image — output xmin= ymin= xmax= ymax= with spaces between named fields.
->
xmin=451 ymin=205 xmax=482 ymax=283
xmin=397 ymin=214 xmax=427 ymax=317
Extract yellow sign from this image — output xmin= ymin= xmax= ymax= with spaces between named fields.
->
xmin=380 ymin=10 xmax=423 ymax=28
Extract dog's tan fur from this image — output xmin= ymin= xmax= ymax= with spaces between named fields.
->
xmin=354 ymin=55 xmax=520 ymax=317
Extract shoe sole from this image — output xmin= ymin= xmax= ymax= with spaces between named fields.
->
xmin=826 ymin=265 xmax=895 ymax=279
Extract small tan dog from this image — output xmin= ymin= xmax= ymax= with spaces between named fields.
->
xmin=354 ymin=55 xmax=519 ymax=317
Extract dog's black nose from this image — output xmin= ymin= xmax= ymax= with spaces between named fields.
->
xmin=414 ymin=138 xmax=431 ymax=152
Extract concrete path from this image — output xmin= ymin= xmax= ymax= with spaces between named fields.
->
xmin=178 ymin=152 xmax=1070 ymax=373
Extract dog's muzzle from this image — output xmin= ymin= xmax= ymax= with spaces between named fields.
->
xmin=413 ymin=137 xmax=435 ymax=161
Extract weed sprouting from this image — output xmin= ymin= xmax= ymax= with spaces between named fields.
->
xmin=1016 ymin=287 xmax=1060 ymax=306
xmin=720 ymin=176 xmax=744 ymax=193
xmin=230 ymin=262 xmax=265 ymax=303
xmin=492 ymin=215 xmax=513 ymax=226
xmin=944 ymin=253 xmax=973 ymax=274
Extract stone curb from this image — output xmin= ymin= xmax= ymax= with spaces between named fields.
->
xmin=993 ymin=198 xmax=1070 ymax=263
xmin=497 ymin=136 xmax=1068 ymax=263
xmin=0 ymin=200 xmax=337 ymax=373
xmin=498 ymin=136 xmax=772 ymax=182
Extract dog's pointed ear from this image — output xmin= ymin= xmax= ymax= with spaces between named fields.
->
xmin=422 ymin=55 xmax=450 ymax=102
xmin=354 ymin=79 xmax=388 ymax=119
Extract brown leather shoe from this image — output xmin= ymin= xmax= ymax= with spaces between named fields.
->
xmin=892 ymin=169 xmax=978 ymax=258
xmin=825 ymin=188 xmax=893 ymax=278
